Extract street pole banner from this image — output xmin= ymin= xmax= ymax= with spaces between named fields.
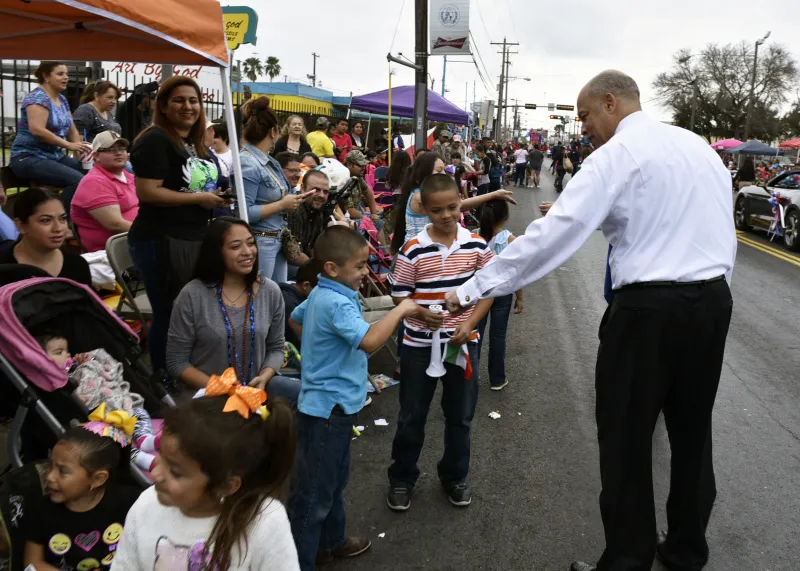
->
xmin=430 ymin=0 xmax=471 ymax=55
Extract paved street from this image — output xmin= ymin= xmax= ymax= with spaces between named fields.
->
xmin=338 ymin=163 xmax=800 ymax=571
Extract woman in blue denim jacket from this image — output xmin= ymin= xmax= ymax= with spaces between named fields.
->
xmin=237 ymin=98 xmax=310 ymax=282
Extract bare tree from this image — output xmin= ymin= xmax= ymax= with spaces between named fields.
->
xmin=653 ymin=42 xmax=798 ymax=142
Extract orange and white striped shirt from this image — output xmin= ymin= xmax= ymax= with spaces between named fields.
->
xmin=392 ymin=224 xmax=493 ymax=347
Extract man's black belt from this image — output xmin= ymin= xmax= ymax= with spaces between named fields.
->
xmin=618 ymin=275 xmax=725 ymax=291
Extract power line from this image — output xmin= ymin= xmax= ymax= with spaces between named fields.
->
xmin=472 ymin=0 xmax=494 ymax=46
xmin=388 ymin=0 xmax=407 ymax=54
xmin=470 ymin=32 xmax=496 ymax=94
xmin=500 ymin=0 xmax=519 ymax=43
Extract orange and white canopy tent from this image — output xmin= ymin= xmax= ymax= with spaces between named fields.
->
xmin=0 ymin=0 xmax=250 ymax=217
xmin=0 ymin=0 xmax=228 ymax=66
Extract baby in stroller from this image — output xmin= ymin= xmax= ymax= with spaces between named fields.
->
xmin=23 ymin=424 xmax=140 ymax=571
xmin=35 ymin=332 xmax=160 ymax=474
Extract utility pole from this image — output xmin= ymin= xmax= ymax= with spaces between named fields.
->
xmin=490 ymin=37 xmax=518 ymax=142
xmin=414 ymin=0 xmax=429 ymax=151
xmin=744 ymin=31 xmax=770 ymax=140
xmin=441 ymin=55 xmax=447 ymax=97
xmin=513 ymin=99 xmax=519 ymax=139
xmin=308 ymin=52 xmax=320 ymax=87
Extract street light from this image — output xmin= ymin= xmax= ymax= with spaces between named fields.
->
xmin=678 ymin=54 xmax=699 ymax=133
xmin=744 ymin=31 xmax=771 ymax=140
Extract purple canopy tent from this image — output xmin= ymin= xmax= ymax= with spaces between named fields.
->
xmin=350 ymin=86 xmax=470 ymax=124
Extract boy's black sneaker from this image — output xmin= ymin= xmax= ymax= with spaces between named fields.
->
xmin=445 ymin=482 xmax=472 ymax=507
xmin=387 ymin=485 xmax=411 ymax=511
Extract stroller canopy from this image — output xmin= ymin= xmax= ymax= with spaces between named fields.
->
xmin=0 ymin=278 xmax=138 ymax=392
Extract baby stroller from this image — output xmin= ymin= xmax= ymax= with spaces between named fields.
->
xmin=0 ymin=275 xmax=173 ymax=488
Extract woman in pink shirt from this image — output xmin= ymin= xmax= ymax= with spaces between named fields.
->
xmin=70 ymin=131 xmax=139 ymax=252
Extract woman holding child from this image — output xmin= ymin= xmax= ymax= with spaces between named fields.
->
xmin=166 ymin=217 xmax=300 ymax=405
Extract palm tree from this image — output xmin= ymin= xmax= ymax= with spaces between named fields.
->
xmin=265 ymin=56 xmax=282 ymax=82
xmin=242 ymin=57 xmax=263 ymax=82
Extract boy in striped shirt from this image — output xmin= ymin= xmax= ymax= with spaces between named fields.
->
xmin=387 ymin=173 xmax=494 ymax=511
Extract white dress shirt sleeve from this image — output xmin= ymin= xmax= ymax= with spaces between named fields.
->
xmin=456 ymin=149 xmax=637 ymax=305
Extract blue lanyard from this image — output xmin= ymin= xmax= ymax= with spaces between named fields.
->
xmin=216 ymin=286 xmax=256 ymax=384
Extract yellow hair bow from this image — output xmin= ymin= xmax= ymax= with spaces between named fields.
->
xmin=87 ymin=403 xmax=137 ymax=435
xmin=206 ymin=368 xmax=267 ymax=420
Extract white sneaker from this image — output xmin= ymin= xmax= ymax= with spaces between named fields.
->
xmin=489 ymin=381 xmax=509 ymax=391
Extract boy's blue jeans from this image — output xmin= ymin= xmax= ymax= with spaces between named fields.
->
xmin=388 ymin=343 xmax=480 ymax=489
xmin=476 ymin=293 xmax=513 ymax=387
xmin=290 ymin=407 xmax=356 ymax=571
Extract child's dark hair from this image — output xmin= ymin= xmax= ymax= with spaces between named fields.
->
xmin=295 ymin=258 xmax=324 ymax=286
xmin=479 ymin=199 xmax=510 ymax=242
xmin=60 ymin=427 xmax=121 ymax=482
xmin=420 ymin=173 xmax=460 ymax=206
xmin=391 ymin=151 xmax=442 ymax=253
xmin=451 ymin=152 xmax=462 ymax=160
xmin=163 ymin=396 xmax=296 ymax=571
xmin=301 ymin=152 xmax=321 ymax=166
xmin=34 ymin=330 xmax=67 ymax=350
xmin=314 ymin=226 xmax=367 ymax=267
xmin=386 ymin=150 xmax=412 ymax=190
xmin=212 ymin=122 xmax=230 ymax=145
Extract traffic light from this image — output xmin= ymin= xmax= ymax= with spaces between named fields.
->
xmin=556 ymin=104 xmax=575 ymax=111
xmin=524 ymin=103 xmax=537 ymax=110
xmin=549 ymin=115 xmax=562 ymax=120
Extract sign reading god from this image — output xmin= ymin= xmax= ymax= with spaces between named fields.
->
xmin=222 ymin=6 xmax=259 ymax=51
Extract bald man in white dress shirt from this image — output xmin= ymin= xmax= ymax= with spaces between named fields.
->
xmin=445 ymin=70 xmax=736 ymax=571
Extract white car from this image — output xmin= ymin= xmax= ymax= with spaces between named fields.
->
xmin=734 ymin=170 xmax=800 ymax=252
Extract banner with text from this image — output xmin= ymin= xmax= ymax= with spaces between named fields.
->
xmin=430 ymin=0 xmax=471 ymax=55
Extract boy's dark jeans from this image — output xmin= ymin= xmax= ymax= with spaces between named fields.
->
xmin=388 ymin=343 xmax=480 ymax=489
xmin=476 ymin=293 xmax=513 ymax=387
xmin=290 ymin=407 xmax=356 ymax=571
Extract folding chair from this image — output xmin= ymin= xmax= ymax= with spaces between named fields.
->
xmin=105 ymin=233 xmax=153 ymax=333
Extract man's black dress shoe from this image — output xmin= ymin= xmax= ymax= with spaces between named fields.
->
xmin=656 ymin=529 xmax=668 ymax=547
xmin=656 ymin=529 xmax=674 ymax=568
xmin=569 ymin=562 xmax=597 ymax=571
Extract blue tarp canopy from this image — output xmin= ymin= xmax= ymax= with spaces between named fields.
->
xmin=728 ymin=139 xmax=783 ymax=155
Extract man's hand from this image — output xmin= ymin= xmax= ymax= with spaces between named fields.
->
xmin=444 ymin=290 xmax=467 ymax=316
xmin=492 ymin=189 xmax=518 ymax=205
xmin=514 ymin=295 xmax=524 ymax=314
xmin=448 ymin=321 xmax=472 ymax=346
xmin=0 ymin=185 xmax=6 ymax=208
xmin=539 ymin=201 xmax=553 ymax=216
xmin=414 ymin=306 xmax=445 ymax=330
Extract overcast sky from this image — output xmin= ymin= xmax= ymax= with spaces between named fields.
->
xmin=233 ymin=0 xmax=800 ymax=132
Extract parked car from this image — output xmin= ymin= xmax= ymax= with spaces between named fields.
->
xmin=734 ymin=169 xmax=800 ymax=252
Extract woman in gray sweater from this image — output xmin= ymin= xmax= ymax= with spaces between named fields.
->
xmin=166 ymin=217 xmax=300 ymax=405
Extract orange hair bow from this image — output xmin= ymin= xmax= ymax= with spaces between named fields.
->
xmin=206 ymin=368 xmax=267 ymax=419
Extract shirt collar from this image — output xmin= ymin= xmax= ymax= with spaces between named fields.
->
xmin=317 ymin=275 xmax=359 ymax=300
xmin=92 ymin=164 xmax=127 ymax=182
xmin=614 ymin=111 xmax=647 ymax=135
xmin=417 ymin=224 xmax=472 ymax=248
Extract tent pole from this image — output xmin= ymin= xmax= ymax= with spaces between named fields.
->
xmin=220 ymin=62 xmax=247 ymax=220
xmin=388 ymin=72 xmax=393 ymax=167
xmin=365 ymin=114 xmax=372 ymax=151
